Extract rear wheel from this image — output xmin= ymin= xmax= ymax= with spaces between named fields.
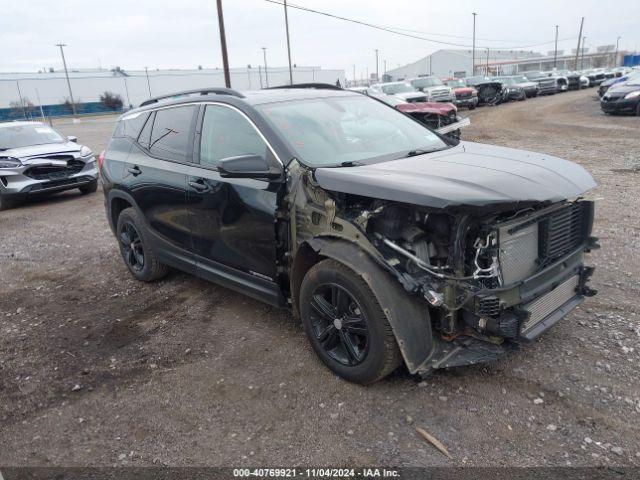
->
xmin=636 ymin=103 xmax=640 ymax=117
xmin=116 ymin=208 xmax=168 ymax=282
xmin=79 ymin=179 xmax=98 ymax=195
xmin=300 ymin=259 xmax=401 ymax=384
xmin=0 ymin=193 xmax=18 ymax=211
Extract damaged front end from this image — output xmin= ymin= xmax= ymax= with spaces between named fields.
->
xmin=285 ymin=162 xmax=598 ymax=378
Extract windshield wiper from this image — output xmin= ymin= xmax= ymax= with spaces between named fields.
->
xmin=400 ymin=147 xmax=449 ymax=159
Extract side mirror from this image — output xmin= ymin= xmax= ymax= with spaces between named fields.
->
xmin=68 ymin=136 xmax=78 ymax=143
xmin=218 ymin=154 xmax=281 ymax=180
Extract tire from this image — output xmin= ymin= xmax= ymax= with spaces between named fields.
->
xmin=116 ymin=207 xmax=168 ymax=282
xmin=468 ymin=105 xmax=476 ymax=110
xmin=636 ymin=103 xmax=640 ymax=117
xmin=0 ymin=193 xmax=18 ymax=211
xmin=79 ymin=179 xmax=98 ymax=194
xmin=299 ymin=259 xmax=402 ymax=384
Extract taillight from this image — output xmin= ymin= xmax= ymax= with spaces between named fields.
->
xmin=97 ymin=150 xmax=105 ymax=169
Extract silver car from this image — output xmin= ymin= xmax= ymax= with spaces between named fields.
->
xmin=0 ymin=121 xmax=98 ymax=210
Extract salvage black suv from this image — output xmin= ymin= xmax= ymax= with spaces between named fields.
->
xmin=101 ymin=86 xmax=598 ymax=384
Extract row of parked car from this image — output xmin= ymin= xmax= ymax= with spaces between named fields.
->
xmin=598 ymin=69 xmax=640 ymax=116
xmin=348 ymin=66 xmax=638 ymax=138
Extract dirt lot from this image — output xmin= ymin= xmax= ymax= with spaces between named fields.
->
xmin=1 ymin=89 xmax=639 ymax=467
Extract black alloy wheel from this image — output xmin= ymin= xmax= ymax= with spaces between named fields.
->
xmin=119 ymin=222 xmax=145 ymax=272
xmin=309 ymin=283 xmax=370 ymax=366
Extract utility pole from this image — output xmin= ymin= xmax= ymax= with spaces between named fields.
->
xmin=486 ymin=48 xmax=490 ymax=75
xmin=472 ymin=12 xmax=477 ymax=76
xmin=375 ymin=49 xmax=379 ymax=82
xmin=553 ymin=25 xmax=559 ymax=69
xmin=55 ymin=43 xmax=76 ymax=116
xmin=258 ymin=65 xmax=263 ymax=89
xmin=581 ymin=36 xmax=586 ymax=69
xmin=215 ymin=0 xmax=231 ymax=88
xmin=262 ymin=47 xmax=269 ymax=87
xmin=15 ymin=81 xmax=27 ymax=118
xmin=383 ymin=59 xmax=387 ymax=80
xmin=283 ymin=0 xmax=294 ymax=85
xmin=144 ymin=67 xmax=152 ymax=97
xmin=573 ymin=17 xmax=584 ymax=70
xmin=614 ymin=36 xmax=622 ymax=67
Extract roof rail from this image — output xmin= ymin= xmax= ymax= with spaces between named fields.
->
xmin=265 ymin=83 xmax=343 ymax=91
xmin=139 ymin=88 xmax=245 ymax=107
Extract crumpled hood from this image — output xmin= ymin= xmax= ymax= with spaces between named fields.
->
xmin=314 ymin=141 xmax=596 ymax=209
xmin=396 ymin=102 xmax=456 ymax=116
xmin=2 ymin=142 xmax=82 ymax=160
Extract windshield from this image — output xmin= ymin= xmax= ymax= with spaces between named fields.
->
xmin=257 ymin=95 xmax=448 ymax=167
xmin=0 ymin=123 xmax=65 ymax=150
xmin=446 ymin=79 xmax=466 ymax=88
xmin=411 ymin=77 xmax=442 ymax=88
xmin=512 ymin=76 xmax=528 ymax=82
xmin=379 ymin=83 xmax=415 ymax=94
xmin=496 ymin=78 xmax=515 ymax=85
xmin=626 ymin=72 xmax=640 ymax=86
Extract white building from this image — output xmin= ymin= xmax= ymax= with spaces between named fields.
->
xmin=386 ymin=49 xmax=542 ymax=80
xmin=0 ymin=66 xmax=345 ymax=109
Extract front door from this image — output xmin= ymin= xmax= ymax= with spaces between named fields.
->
xmin=185 ymin=103 xmax=283 ymax=304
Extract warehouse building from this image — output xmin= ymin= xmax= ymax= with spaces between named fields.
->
xmin=386 ymin=47 xmax=630 ymax=80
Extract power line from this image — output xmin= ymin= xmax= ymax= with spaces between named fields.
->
xmin=264 ymin=0 xmax=577 ymax=50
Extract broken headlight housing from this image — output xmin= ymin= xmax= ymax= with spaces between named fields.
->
xmin=0 ymin=157 xmax=21 ymax=169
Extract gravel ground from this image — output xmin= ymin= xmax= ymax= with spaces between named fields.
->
xmin=0 ymin=89 xmax=638 ymax=467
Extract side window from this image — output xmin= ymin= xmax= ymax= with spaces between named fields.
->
xmin=199 ymin=105 xmax=269 ymax=168
xmin=113 ymin=111 xmax=149 ymax=139
xmin=137 ymin=112 xmax=154 ymax=149
xmin=148 ymin=105 xmax=197 ymax=162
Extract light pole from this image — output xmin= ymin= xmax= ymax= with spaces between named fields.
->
xmin=262 ymin=47 xmax=269 ymax=87
xmin=614 ymin=36 xmax=622 ymax=67
xmin=383 ymin=59 xmax=387 ymax=79
xmin=553 ymin=25 xmax=559 ymax=69
xmin=283 ymin=0 xmax=294 ymax=85
xmin=55 ymin=43 xmax=76 ymax=116
xmin=472 ymin=12 xmax=477 ymax=76
xmin=215 ymin=0 xmax=231 ymax=88
xmin=144 ymin=67 xmax=152 ymax=97
xmin=375 ymin=49 xmax=379 ymax=82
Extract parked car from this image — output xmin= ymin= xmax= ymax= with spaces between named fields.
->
xmin=101 ymin=86 xmax=598 ymax=384
xmin=493 ymin=77 xmax=528 ymax=101
xmin=465 ymin=77 xmax=504 ymax=105
xmin=407 ymin=77 xmax=454 ymax=103
xmin=523 ymin=71 xmax=557 ymax=95
xmin=502 ymin=75 xmax=540 ymax=97
xmin=582 ymin=69 xmax=606 ymax=87
xmin=598 ymin=72 xmax=639 ymax=98
xmin=443 ymin=78 xmax=478 ymax=109
xmin=0 ymin=121 xmax=98 ymax=210
xmin=369 ymin=82 xmax=426 ymax=103
xmin=370 ymin=93 xmax=467 ymax=140
xmin=600 ymin=76 xmax=640 ymax=115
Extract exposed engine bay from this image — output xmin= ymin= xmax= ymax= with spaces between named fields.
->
xmin=285 ymin=161 xmax=598 ymax=376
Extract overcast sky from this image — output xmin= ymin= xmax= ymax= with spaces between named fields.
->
xmin=2 ymin=0 xmax=639 ymax=76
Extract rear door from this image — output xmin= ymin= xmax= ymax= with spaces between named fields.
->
xmin=185 ymin=103 xmax=283 ymax=305
xmin=124 ymin=105 xmax=197 ymax=271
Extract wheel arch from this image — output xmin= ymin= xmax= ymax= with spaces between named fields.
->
xmin=295 ymin=236 xmax=436 ymax=374
xmin=107 ymin=190 xmax=142 ymax=234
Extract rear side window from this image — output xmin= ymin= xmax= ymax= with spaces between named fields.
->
xmin=114 ymin=111 xmax=150 ymax=139
xmin=199 ymin=105 xmax=269 ymax=168
xmin=138 ymin=112 xmax=154 ymax=149
xmin=148 ymin=106 xmax=197 ymax=162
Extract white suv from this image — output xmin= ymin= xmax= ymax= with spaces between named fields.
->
xmin=408 ymin=77 xmax=454 ymax=102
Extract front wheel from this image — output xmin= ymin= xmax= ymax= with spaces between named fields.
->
xmin=299 ymin=259 xmax=401 ymax=384
xmin=79 ymin=179 xmax=98 ymax=194
xmin=0 ymin=193 xmax=18 ymax=211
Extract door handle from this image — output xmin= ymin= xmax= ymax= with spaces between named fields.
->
xmin=188 ymin=179 xmax=210 ymax=192
xmin=127 ymin=165 xmax=141 ymax=176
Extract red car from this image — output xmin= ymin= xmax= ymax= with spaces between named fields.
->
xmin=444 ymin=78 xmax=478 ymax=109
